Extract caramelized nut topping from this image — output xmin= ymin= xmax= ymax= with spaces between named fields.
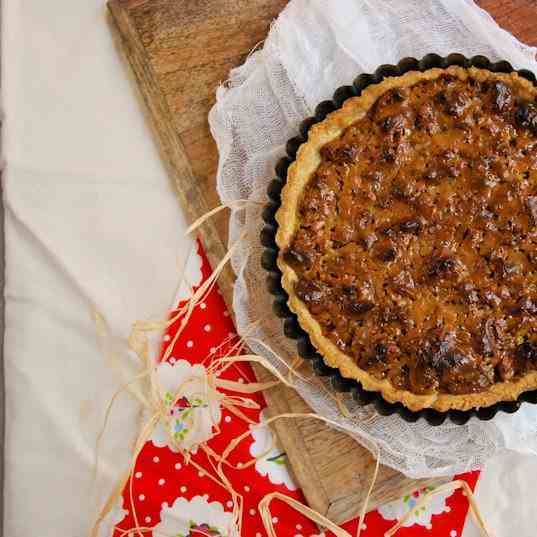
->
xmin=284 ymin=72 xmax=537 ymax=395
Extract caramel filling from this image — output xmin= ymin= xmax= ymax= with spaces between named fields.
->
xmin=286 ymin=74 xmax=537 ymax=395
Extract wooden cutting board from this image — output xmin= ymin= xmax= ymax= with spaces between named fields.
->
xmin=106 ymin=0 xmax=536 ymax=524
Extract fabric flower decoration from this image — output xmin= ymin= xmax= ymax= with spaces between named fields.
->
xmin=377 ymin=485 xmax=455 ymax=530
xmin=150 ymin=360 xmax=223 ymax=452
xmin=249 ymin=411 xmax=298 ymax=490
xmin=153 ymin=496 xmax=236 ymax=537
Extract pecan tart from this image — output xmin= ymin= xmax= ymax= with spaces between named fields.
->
xmin=276 ymin=65 xmax=537 ymax=411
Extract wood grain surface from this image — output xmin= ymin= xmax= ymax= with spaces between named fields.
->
xmin=107 ymin=0 xmax=537 ymax=524
xmin=477 ymin=0 xmax=537 ymax=46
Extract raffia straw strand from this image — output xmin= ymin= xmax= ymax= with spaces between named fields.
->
xmin=116 ymin=526 xmax=152 ymax=537
xmin=162 ymin=232 xmax=247 ymax=364
xmin=247 ymin=337 xmax=311 ymax=384
xmin=166 ymin=239 xmax=196 ymax=319
xmin=94 ymin=311 xmax=150 ymax=407
xmin=218 ymin=412 xmax=349 ymax=466
xmin=207 ymin=335 xmax=243 ymax=366
xmin=384 ymin=479 xmax=490 ymax=537
xmin=221 ymin=394 xmax=260 ymax=409
xmin=221 ymin=401 xmax=259 ymax=425
xmin=189 ymin=452 xmax=238 ymax=494
xmin=185 ymin=199 xmax=261 ymax=235
xmin=334 ymin=392 xmax=352 ymax=419
xmin=131 ymin=252 xmax=223 ymax=339
xmin=259 ymin=492 xmax=352 ymax=537
xmin=356 ymin=444 xmax=380 ymax=537
xmin=217 ymin=377 xmax=279 ymax=393
xmin=198 ymin=445 xmax=244 ymax=534
xmin=89 ymin=469 xmax=130 ymax=537
xmin=203 ymin=442 xmax=260 ymax=471
xmin=90 ymin=381 xmax=160 ymax=537
xmin=130 ymin=413 xmax=162 ymax=537
xmin=207 ymin=319 xmax=260 ymax=367
xmin=215 ymin=354 xmax=297 ymax=390
xmin=246 ymin=336 xmax=358 ymax=416
xmin=94 ymin=368 xmax=153 ymax=482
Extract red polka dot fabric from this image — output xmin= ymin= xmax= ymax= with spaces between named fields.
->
xmin=108 ymin=239 xmax=479 ymax=537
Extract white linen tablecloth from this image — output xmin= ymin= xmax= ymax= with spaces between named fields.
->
xmin=2 ymin=1 xmax=537 ymax=536
xmin=2 ymin=1 xmax=192 ymax=535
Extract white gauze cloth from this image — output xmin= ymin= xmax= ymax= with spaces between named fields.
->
xmin=209 ymin=0 xmax=537 ymax=478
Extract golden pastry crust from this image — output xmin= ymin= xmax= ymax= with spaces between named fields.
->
xmin=276 ymin=66 xmax=537 ymax=411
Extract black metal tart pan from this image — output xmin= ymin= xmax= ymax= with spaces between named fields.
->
xmin=260 ymin=53 xmax=537 ymax=425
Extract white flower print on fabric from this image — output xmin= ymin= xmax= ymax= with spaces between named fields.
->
xmin=377 ymin=484 xmax=455 ymax=530
xmin=150 ymin=360 xmax=223 ymax=451
xmin=153 ymin=495 xmax=237 ymax=537
xmin=173 ymin=239 xmax=204 ymax=304
xmin=98 ymin=500 xmax=128 ymax=537
xmin=249 ymin=412 xmax=298 ymax=490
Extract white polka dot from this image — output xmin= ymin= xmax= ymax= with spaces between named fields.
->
xmin=180 ymin=486 xmax=187 ymax=493
xmin=198 ymin=470 xmax=205 ymax=477
xmin=204 ymin=324 xmax=212 ymax=332
xmin=200 ymin=303 xmax=207 ymax=310
xmin=445 ymin=505 xmax=451 ymax=512
xmin=244 ymin=485 xmax=250 ymax=492
xmin=223 ymin=311 xmax=230 ymax=317
xmin=295 ymin=534 xmax=304 ymax=537
xmin=135 ymin=471 xmax=142 ymax=478
xmin=238 ymin=378 xmax=245 ymax=383
xmin=224 ymin=416 xmax=231 ymax=423
xmin=138 ymin=494 xmax=145 ymax=501
xmin=186 ymin=340 xmax=193 ymax=348
xmin=272 ymin=516 xmax=279 ymax=524
xmin=226 ymin=501 xmax=233 ymax=508
xmin=163 ymin=334 xmax=171 ymax=342
xmin=210 ymin=347 xmax=216 ymax=354
xmin=237 ymin=462 xmax=243 ymax=468
xmin=426 ymin=524 xmax=432 ymax=530
xmin=249 ymin=508 xmax=256 ymax=516
xmin=228 ymin=332 xmax=235 ymax=338
xmin=162 ymin=502 xmax=168 ymax=509
xmin=158 ymin=478 xmax=165 ymax=486
xmin=169 ymin=357 xmax=176 ymax=364
xmin=175 ymin=462 xmax=182 ymax=470
xmin=255 ymin=533 xmax=262 ymax=537
xmin=450 ymin=531 xmax=457 ymax=537
xmin=144 ymin=516 xmax=151 ymax=523
xmin=295 ymin=524 xmax=302 ymax=530
xmin=153 ymin=456 xmax=160 ymax=463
